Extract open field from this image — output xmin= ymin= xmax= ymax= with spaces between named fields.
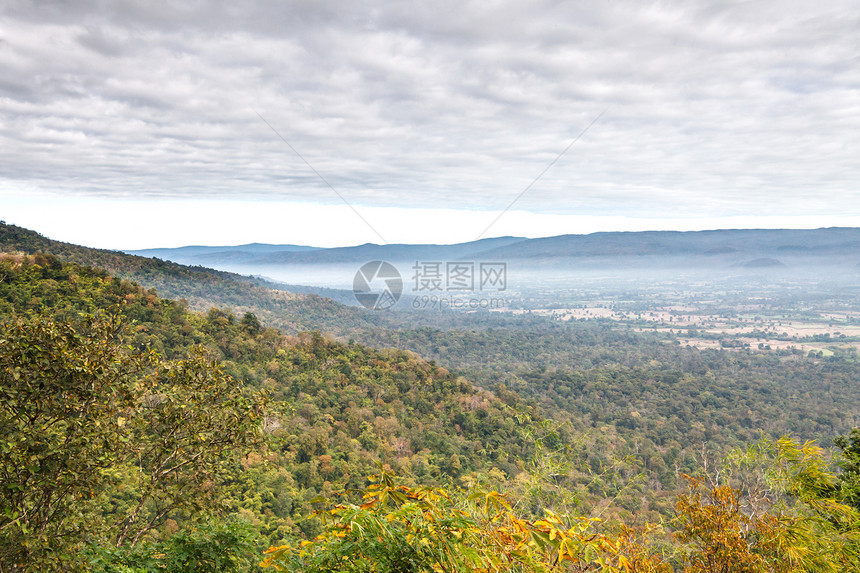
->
xmin=498 ymin=271 xmax=860 ymax=357
xmin=515 ymin=304 xmax=860 ymax=355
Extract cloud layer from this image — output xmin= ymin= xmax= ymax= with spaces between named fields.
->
xmin=2 ymin=0 xmax=859 ymax=230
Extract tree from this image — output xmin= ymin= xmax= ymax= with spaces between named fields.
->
xmin=260 ymin=468 xmax=669 ymax=572
xmin=0 ymin=312 xmax=269 ymax=571
xmin=239 ymin=312 xmax=262 ymax=336
xmin=834 ymin=427 xmax=860 ymax=511
xmin=674 ymin=437 xmax=860 ymax=573
xmin=86 ymin=519 xmax=257 ymax=573
xmin=0 ymin=313 xmax=139 ymax=570
xmin=112 ymin=345 xmax=269 ymax=548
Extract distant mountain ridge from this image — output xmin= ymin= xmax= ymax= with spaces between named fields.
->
xmin=475 ymin=228 xmax=860 ymax=259
xmin=128 ymin=228 xmax=860 ymax=270
xmin=131 ymin=242 xmax=321 ymax=263
xmin=128 ymin=236 xmax=527 ymax=266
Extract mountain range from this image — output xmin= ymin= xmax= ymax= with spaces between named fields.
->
xmin=128 ymin=227 xmax=860 ymax=271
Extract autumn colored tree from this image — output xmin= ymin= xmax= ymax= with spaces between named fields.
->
xmin=674 ymin=437 xmax=860 ymax=573
xmin=260 ymin=468 xmax=669 ymax=572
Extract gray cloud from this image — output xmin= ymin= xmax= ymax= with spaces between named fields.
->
xmin=1 ymin=0 xmax=858 ymax=219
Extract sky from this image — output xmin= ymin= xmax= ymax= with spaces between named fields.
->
xmin=1 ymin=0 xmax=859 ymax=249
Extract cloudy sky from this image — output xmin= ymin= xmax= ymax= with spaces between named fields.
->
xmin=1 ymin=0 xmax=859 ymax=248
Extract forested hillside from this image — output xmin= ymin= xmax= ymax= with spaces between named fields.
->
xmin=0 ymin=253 xmax=542 ymax=569
xmin=0 ymin=222 xmax=380 ymax=335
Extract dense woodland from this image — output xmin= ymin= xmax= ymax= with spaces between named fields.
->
xmin=364 ymin=326 xmax=860 ymax=494
xmin=2 ymin=222 xmax=860 ymax=571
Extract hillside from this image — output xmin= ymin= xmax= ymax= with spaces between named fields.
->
xmin=0 ymin=253 xmax=540 ymax=548
xmin=0 ymin=222 xmax=382 ymax=335
xmin=4 ymin=235 xmax=860 ymax=570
